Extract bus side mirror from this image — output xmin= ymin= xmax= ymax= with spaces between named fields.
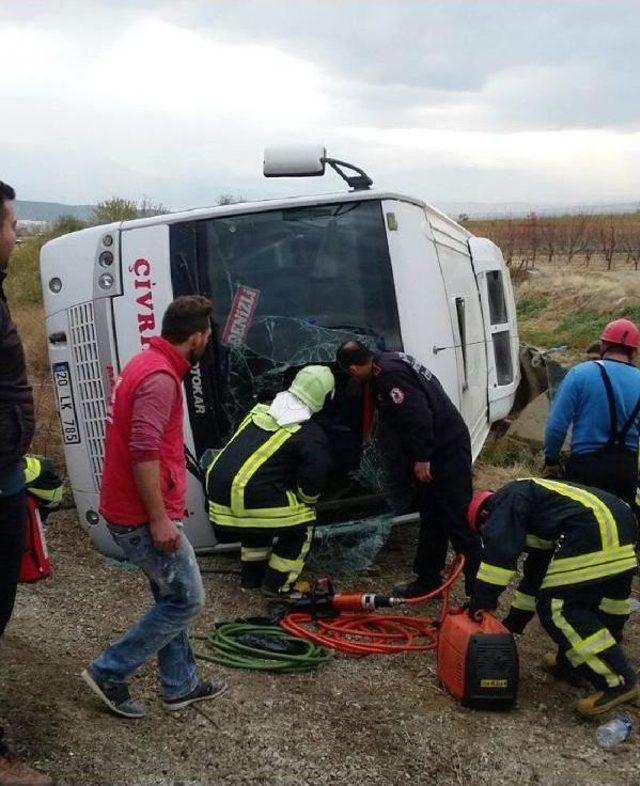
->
xmin=264 ymin=144 xmax=327 ymax=178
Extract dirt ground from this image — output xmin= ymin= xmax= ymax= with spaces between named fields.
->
xmin=2 ymin=486 xmax=640 ymax=785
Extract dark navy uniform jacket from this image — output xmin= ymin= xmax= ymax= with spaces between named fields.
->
xmin=371 ymin=352 xmax=469 ymax=463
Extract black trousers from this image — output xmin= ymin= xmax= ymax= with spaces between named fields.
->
xmin=0 ymin=489 xmax=26 ymax=637
xmin=216 ymin=524 xmax=314 ymax=593
xmin=537 ymin=572 xmax=635 ymax=691
xmin=414 ymin=435 xmax=480 ymax=595
xmin=565 ymin=449 xmax=637 ymax=509
xmin=0 ymin=489 xmax=26 ymax=757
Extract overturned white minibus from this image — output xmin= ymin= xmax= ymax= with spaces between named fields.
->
xmin=40 ymin=147 xmax=519 ymax=557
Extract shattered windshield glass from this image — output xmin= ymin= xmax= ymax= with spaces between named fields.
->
xmin=196 ymin=199 xmax=401 ymax=429
xmin=170 ymin=199 xmax=405 ymax=526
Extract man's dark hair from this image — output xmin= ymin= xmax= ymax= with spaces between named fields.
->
xmin=336 ymin=339 xmax=374 ymax=368
xmin=161 ymin=295 xmax=212 ymax=343
xmin=0 ymin=181 xmax=16 ymax=221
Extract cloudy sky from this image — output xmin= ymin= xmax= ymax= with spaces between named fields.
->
xmin=2 ymin=0 xmax=639 ymax=210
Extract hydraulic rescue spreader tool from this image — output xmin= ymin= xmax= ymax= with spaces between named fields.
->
xmin=280 ymin=556 xmax=464 ymax=655
xmin=280 ymin=555 xmax=519 ymax=709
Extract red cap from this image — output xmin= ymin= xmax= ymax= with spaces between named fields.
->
xmin=600 ymin=318 xmax=640 ymax=349
xmin=467 ymin=491 xmax=494 ymax=531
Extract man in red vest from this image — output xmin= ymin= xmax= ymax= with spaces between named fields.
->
xmin=82 ymin=295 xmax=228 ymax=718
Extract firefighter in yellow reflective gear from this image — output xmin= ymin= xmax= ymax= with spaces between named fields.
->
xmin=467 ymin=478 xmax=638 ymax=718
xmin=206 ymin=366 xmax=334 ymax=599
xmin=23 ymin=455 xmax=64 ymax=519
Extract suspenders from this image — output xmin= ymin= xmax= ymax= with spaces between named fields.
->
xmin=594 ymin=361 xmax=640 ymax=449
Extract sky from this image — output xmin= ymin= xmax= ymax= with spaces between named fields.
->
xmin=2 ymin=0 xmax=639 ymax=210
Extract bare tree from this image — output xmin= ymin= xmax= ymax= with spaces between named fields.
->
xmin=541 ymin=219 xmax=557 ymax=264
xmin=137 ymin=196 xmax=169 ymax=217
xmin=500 ymin=219 xmax=518 ymax=267
xmin=520 ymin=212 xmax=540 ymax=269
xmin=564 ymin=213 xmax=590 ymax=264
xmin=620 ymin=224 xmax=640 ymax=271
xmin=599 ymin=221 xmax=618 ymax=271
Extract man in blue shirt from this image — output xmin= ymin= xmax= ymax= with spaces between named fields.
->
xmin=544 ymin=318 xmax=640 ymax=508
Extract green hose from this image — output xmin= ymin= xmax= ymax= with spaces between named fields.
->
xmin=193 ymin=622 xmax=332 ymax=672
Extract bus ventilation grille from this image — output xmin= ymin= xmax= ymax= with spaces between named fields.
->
xmin=67 ymin=302 xmax=106 ymax=489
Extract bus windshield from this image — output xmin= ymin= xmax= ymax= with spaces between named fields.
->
xmin=172 ymin=199 xmax=401 ymax=429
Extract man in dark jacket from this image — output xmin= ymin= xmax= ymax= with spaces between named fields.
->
xmin=468 ymin=479 xmax=638 ymax=718
xmin=0 ymin=181 xmax=51 ymax=785
xmin=207 ymin=366 xmax=334 ymax=598
xmin=337 ymin=340 xmax=480 ymax=598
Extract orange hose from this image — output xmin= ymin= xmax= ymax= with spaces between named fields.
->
xmin=280 ymin=554 xmax=465 ymax=655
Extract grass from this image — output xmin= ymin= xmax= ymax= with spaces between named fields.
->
xmin=516 ymin=295 xmax=549 ymax=321
xmin=478 ymin=436 xmax=537 ymax=472
xmin=520 ymin=304 xmax=640 ymax=351
xmin=516 ymin=295 xmax=548 ymax=321
xmin=514 ymin=268 xmax=640 ymax=352
xmin=6 ymin=236 xmax=66 ymax=468
xmin=6 ymin=236 xmax=46 ymax=306
xmin=554 ymin=306 xmax=640 ymax=348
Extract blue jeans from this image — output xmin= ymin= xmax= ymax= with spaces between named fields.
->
xmin=91 ymin=522 xmax=205 ymax=700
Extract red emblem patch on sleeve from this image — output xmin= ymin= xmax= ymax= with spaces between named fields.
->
xmin=390 ymin=387 xmax=405 ymax=404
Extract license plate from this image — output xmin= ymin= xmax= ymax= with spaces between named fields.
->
xmin=52 ymin=362 xmax=81 ymax=445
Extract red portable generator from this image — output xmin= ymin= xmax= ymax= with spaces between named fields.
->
xmin=437 ymin=609 xmax=518 ymax=709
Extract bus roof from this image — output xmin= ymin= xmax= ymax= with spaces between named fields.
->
xmin=120 ymin=189 xmax=469 ymax=237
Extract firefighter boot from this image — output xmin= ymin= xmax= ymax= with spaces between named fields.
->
xmin=576 ymin=682 xmax=640 ymax=719
xmin=392 ymin=578 xmax=441 ymax=600
xmin=540 ymin=651 xmax=588 ymax=688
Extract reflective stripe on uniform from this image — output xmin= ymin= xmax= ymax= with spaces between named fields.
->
xmin=268 ymin=527 xmax=314 ymax=592
xmin=29 ymin=485 xmax=64 ymax=508
xmin=24 ymin=456 xmax=41 ymax=484
xmin=204 ymin=412 xmax=254 ymax=489
xmin=550 ymin=598 xmax=622 ymax=688
xmin=532 ymin=479 xmax=619 ymax=551
xmin=542 ymin=553 xmax=637 ymax=589
xmin=23 ymin=456 xmax=64 ymax=508
xmin=525 ymin=534 xmax=554 ymax=550
xmin=231 ymin=430 xmax=293 ymax=513
xmin=477 ymin=562 xmax=515 ymax=587
xmin=209 ymin=501 xmax=316 ymax=528
xmin=511 ymin=590 xmax=537 ymax=612
xmin=599 ymin=597 xmax=632 ymax=616
xmin=207 ymin=411 xmax=316 ymax=528
xmin=546 ymin=544 xmax=636 ymax=575
xmin=269 ymin=553 xmax=305 ymax=574
xmin=568 ymin=628 xmax=618 ymax=666
xmin=240 ymin=546 xmax=271 ymax=562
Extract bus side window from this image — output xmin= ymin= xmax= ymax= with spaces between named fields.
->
xmin=486 ymin=271 xmax=513 ymax=385
xmin=455 ymin=296 xmax=469 ymax=391
xmin=487 ymin=271 xmax=508 ymax=324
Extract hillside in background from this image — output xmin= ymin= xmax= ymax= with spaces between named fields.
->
xmin=14 ymin=196 xmax=640 ymax=223
xmin=437 ymin=200 xmax=640 ymax=219
xmin=15 ymin=199 xmax=93 ymax=222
